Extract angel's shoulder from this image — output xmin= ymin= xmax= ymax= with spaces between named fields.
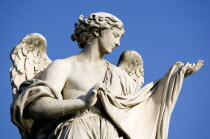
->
xmin=49 ymin=59 xmax=66 ymax=68
xmin=108 ymin=62 xmax=127 ymax=75
xmin=49 ymin=56 xmax=76 ymax=70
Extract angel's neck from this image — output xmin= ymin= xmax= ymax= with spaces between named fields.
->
xmin=79 ymin=43 xmax=104 ymax=63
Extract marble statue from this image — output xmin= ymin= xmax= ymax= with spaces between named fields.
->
xmin=10 ymin=12 xmax=204 ymax=139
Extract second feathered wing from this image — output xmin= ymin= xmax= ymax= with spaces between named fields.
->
xmin=10 ymin=33 xmax=52 ymax=100
xmin=117 ymin=50 xmax=144 ymax=87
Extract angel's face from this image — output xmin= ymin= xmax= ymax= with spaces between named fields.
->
xmin=98 ymin=28 xmax=124 ymax=54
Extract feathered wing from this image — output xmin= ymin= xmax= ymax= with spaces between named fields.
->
xmin=117 ymin=50 xmax=144 ymax=87
xmin=10 ymin=33 xmax=52 ymax=100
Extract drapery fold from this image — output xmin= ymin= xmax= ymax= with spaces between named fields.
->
xmin=11 ymin=62 xmax=189 ymax=139
xmin=99 ymin=63 xmax=188 ymax=139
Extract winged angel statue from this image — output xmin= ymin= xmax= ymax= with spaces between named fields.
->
xmin=10 ymin=12 xmax=203 ymax=139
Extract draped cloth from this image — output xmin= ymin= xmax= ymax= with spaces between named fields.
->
xmin=11 ymin=62 xmax=189 ymax=139
xmin=11 ymin=80 xmax=63 ymax=138
xmin=100 ymin=62 xmax=188 ymax=139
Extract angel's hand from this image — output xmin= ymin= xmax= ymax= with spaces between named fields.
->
xmin=185 ymin=60 xmax=204 ymax=77
xmin=83 ymin=82 xmax=107 ymax=107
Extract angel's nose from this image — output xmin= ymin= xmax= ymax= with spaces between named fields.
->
xmin=115 ymin=39 xmax=120 ymax=47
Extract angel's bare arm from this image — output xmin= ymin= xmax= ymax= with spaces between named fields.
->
xmin=28 ymin=60 xmax=100 ymax=120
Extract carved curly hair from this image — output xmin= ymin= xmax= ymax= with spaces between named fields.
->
xmin=71 ymin=12 xmax=124 ymax=48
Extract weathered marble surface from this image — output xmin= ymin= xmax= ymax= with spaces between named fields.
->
xmin=10 ymin=12 xmax=203 ymax=139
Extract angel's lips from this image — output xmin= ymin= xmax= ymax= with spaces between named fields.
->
xmin=112 ymin=46 xmax=115 ymax=50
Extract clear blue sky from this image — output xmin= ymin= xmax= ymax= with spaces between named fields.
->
xmin=1 ymin=0 xmax=210 ymax=138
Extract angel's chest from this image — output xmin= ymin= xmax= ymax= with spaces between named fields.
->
xmin=66 ymin=64 xmax=107 ymax=91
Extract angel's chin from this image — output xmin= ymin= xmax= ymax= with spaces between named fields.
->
xmin=103 ymin=49 xmax=113 ymax=54
xmin=105 ymin=51 xmax=113 ymax=54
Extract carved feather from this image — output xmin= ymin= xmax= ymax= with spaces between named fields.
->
xmin=117 ymin=50 xmax=144 ymax=87
xmin=10 ymin=33 xmax=52 ymax=100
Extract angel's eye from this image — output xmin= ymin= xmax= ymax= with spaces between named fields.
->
xmin=113 ymin=33 xmax=119 ymax=38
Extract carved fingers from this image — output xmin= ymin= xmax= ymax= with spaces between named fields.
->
xmin=185 ymin=60 xmax=204 ymax=77
xmin=92 ymin=82 xmax=108 ymax=94
xmin=85 ymin=82 xmax=108 ymax=107
xmin=191 ymin=60 xmax=204 ymax=74
xmin=195 ymin=60 xmax=204 ymax=69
